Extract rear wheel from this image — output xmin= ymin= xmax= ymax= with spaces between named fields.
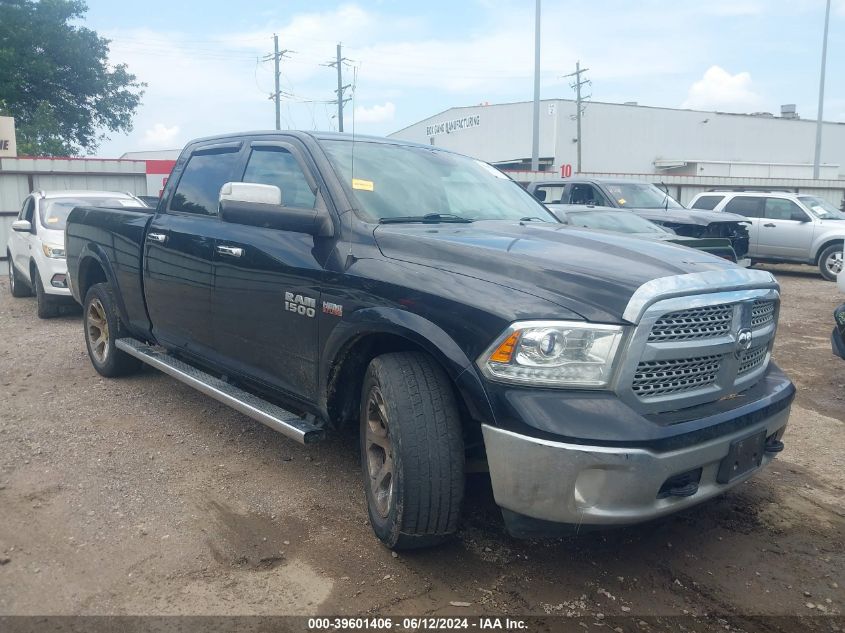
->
xmin=818 ymin=244 xmax=844 ymax=281
xmin=32 ymin=267 xmax=60 ymax=318
xmin=360 ymin=352 xmax=464 ymax=550
xmin=83 ymin=283 xmax=142 ymax=377
xmin=8 ymin=254 xmax=31 ymax=298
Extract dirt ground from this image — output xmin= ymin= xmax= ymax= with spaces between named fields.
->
xmin=0 ymin=264 xmax=843 ymax=628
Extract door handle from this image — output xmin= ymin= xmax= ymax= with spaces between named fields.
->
xmin=216 ymin=245 xmax=244 ymax=258
xmin=147 ymin=232 xmax=167 ymax=243
xmin=763 ymin=223 xmax=776 ymax=228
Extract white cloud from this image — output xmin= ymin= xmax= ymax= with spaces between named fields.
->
xmin=143 ymin=123 xmax=180 ymax=146
xmin=681 ymin=66 xmax=765 ymax=113
xmin=353 ymin=102 xmax=396 ymax=124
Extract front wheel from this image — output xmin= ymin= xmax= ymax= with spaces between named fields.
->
xmin=360 ymin=352 xmax=464 ymax=550
xmin=33 ymin=267 xmax=60 ymax=318
xmin=818 ymin=244 xmax=844 ymax=281
xmin=8 ymin=255 xmax=31 ymax=298
xmin=83 ymin=283 xmax=142 ymax=377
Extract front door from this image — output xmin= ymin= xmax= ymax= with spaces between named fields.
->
xmin=10 ymin=196 xmax=35 ymax=276
xmin=756 ymin=198 xmax=815 ymax=260
xmin=212 ymin=140 xmax=327 ymax=402
xmin=144 ymin=144 xmax=243 ymax=356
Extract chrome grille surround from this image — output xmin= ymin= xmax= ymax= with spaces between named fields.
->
xmin=615 ymin=270 xmax=780 ymax=415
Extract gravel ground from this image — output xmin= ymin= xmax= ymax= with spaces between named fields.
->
xmin=0 ymin=265 xmax=843 ymax=626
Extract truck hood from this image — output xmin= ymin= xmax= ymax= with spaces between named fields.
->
xmin=628 ymin=207 xmax=749 ymax=226
xmin=373 ymin=221 xmax=736 ymax=323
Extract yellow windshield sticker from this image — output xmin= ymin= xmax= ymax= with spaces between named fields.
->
xmin=352 ymin=178 xmax=374 ymax=192
xmin=46 ymin=217 xmax=59 ymax=223
xmin=618 ymin=198 xmax=626 ymax=205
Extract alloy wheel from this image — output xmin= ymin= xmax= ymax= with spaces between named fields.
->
xmin=365 ymin=385 xmax=394 ymax=518
xmin=826 ymin=251 xmax=844 ymax=277
xmin=86 ymin=298 xmax=110 ymax=364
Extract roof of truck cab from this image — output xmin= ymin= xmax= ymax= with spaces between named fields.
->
xmin=184 ymin=130 xmax=447 ymax=152
xmin=533 ymin=178 xmax=654 ymax=187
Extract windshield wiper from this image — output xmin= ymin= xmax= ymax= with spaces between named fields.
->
xmin=379 ymin=213 xmax=474 ymax=224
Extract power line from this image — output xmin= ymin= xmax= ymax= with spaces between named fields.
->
xmin=562 ymin=61 xmax=591 ymax=173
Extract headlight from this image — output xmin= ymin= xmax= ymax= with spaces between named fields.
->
xmin=478 ymin=320 xmax=624 ymax=388
xmin=42 ymin=244 xmax=66 ymax=259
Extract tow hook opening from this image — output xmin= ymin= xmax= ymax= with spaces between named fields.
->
xmin=657 ymin=468 xmax=702 ymax=499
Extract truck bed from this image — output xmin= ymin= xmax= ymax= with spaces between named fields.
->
xmin=65 ymin=205 xmax=156 ymax=338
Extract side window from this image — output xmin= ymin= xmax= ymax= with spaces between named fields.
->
xmin=691 ymin=195 xmax=724 ymax=210
xmin=19 ymin=197 xmax=34 ymax=222
xmin=764 ymin=198 xmax=807 ymax=222
xmin=724 ymin=196 xmax=764 ymax=218
xmin=569 ymin=184 xmax=607 ymax=206
xmin=242 ymin=147 xmax=316 ymax=209
xmin=534 ymin=185 xmax=564 ymax=204
xmin=170 ymin=149 xmax=241 ymax=215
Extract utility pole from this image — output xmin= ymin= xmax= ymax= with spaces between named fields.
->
xmin=326 ymin=43 xmax=352 ymax=132
xmin=813 ymin=0 xmax=832 ymax=179
xmin=262 ymin=34 xmax=291 ymax=130
xmin=562 ymin=61 xmax=590 ymax=173
xmin=531 ymin=0 xmax=541 ymax=172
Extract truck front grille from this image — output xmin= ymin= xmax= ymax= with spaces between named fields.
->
xmin=632 ymin=355 xmax=722 ymax=397
xmin=622 ymin=291 xmax=779 ymax=412
xmin=648 ymin=304 xmax=733 ymax=342
xmin=751 ymin=300 xmax=776 ymax=329
xmin=738 ymin=345 xmax=768 ymax=376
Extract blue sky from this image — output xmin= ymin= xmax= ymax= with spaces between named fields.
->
xmin=82 ymin=0 xmax=845 ymax=157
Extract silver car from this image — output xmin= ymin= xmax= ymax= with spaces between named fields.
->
xmin=690 ymin=191 xmax=845 ymax=280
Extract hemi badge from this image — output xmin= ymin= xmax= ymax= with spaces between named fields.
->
xmin=323 ymin=301 xmax=343 ymax=317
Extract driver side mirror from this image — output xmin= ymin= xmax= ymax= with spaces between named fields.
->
xmin=533 ymin=189 xmax=547 ymax=202
xmin=218 ymin=182 xmax=334 ymax=237
xmin=12 ymin=220 xmax=32 ymax=233
xmin=791 ymin=212 xmax=810 ymax=222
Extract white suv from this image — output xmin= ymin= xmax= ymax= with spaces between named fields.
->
xmin=689 ymin=190 xmax=845 ymax=280
xmin=7 ymin=190 xmax=146 ymax=317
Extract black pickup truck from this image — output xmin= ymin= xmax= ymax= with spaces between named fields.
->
xmin=66 ymin=131 xmax=794 ymax=549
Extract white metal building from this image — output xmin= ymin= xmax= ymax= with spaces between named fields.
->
xmin=389 ymin=100 xmax=845 ymax=206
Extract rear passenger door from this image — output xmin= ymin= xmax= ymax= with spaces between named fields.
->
xmin=144 ymin=142 xmax=244 ymax=356
xmin=723 ymin=196 xmax=764 ymax=257
xmin=756 ymin=198 xmax=815 ymax=260
xmin=211 ymin=139 xmax=326 ymax=402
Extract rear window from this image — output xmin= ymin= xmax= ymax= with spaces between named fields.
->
xmin=39 ymin=196 xmax=145 ymax=230
xmin=691 ymin=195 xmax=724 ymax=210
xmin=724 ymin=196 xmax=764 ymax=218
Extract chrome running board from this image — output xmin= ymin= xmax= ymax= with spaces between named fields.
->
xmin=115 ymin=338 xmax=324 ymax=444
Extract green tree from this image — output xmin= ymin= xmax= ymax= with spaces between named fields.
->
xmin=0 ymin=0 xmax=145 ymax=155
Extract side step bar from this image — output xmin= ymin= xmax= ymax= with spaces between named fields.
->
xmin=115 ymin=338 xmax=324 ymax=444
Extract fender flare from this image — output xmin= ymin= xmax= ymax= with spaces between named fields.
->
xmin=320 ymin=307 xmax=494 ymax=425
xmin=76 ymin=243 xmax=132 ymax=326
xmin=811 ymin=236 xmax=844 ymax=263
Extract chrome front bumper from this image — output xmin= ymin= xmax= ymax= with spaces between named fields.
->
xmin=482 ymin=404 xmax=790 ymax=527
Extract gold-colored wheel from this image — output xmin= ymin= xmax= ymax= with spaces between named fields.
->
xmin=86 ymin=298 xmax=110 ymax=364
xmin=365 ymin=385 xmax=394 ymax=519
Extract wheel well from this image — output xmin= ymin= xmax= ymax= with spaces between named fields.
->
xmin=78 ymin=257 xmax=108 ymax=300
xmin=814 ymin=239 xmax=844 ymax=265
xmin=326 ymin=333 xmax=476 ymax=437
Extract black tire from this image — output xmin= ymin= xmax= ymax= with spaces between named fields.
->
xmin=360 ymin=352 xmax=464 ymax=550
xmin=818 ymin=244 xmax=843 ymax=281
xmin=83 ymin=282 xmax=142 ymax=377
xmin=32 ymin=267 xmax=60 ymax=318
xmin=8 ymin=254 xmax=32 ymax=298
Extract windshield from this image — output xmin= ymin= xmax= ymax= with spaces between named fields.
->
xmin=603 ymin=183 xmax=683 ymax=209
xmin=39 ymin=196 xmax=146 ymax=230
xmin=321 ymin=140 xmax=558 ymax=223
xmin=798 ymin=196 xmax=845 ymax=220
xmin=564 ymin=210 xmax=669 ymax=234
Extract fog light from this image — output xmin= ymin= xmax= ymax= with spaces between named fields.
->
xmin=50 ymin=274 xmax=67 ymax=288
